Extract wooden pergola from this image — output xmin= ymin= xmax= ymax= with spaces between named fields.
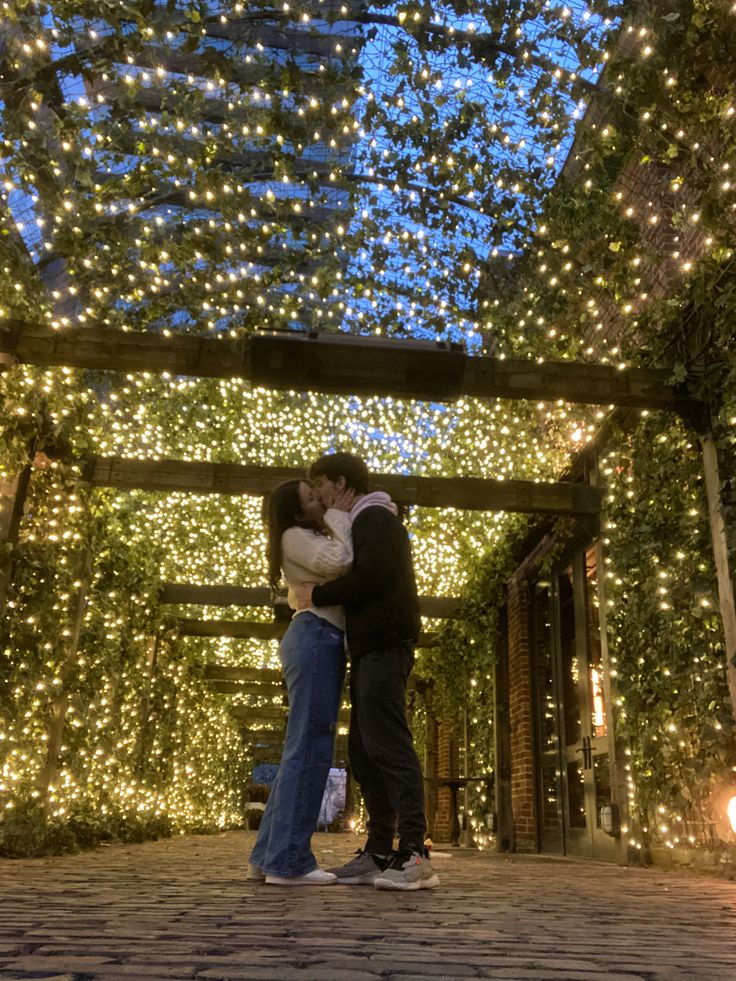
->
xmin=2 ymin=322 xmax=735 ymax=712
xmin=2 ymin=323 xmax=735 ymax=782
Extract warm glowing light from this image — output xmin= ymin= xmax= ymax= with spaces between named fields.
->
xmin=727 ymin=796 xmax=736 ymax=834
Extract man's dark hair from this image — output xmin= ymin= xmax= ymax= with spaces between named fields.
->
xmin=308 ymin=452 xmax=370 ymax=494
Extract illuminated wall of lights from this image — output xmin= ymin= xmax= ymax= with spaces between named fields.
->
xmin=1 ymin=0 xmax=735 ymax=853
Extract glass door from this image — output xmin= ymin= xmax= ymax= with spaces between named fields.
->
xmin=582 ymin=547 xmax=618 ymax=862
xmin=531 ymin=578 xmax=564 ymax=853
xmin=533 ymin=547 xmax=618 ymax=860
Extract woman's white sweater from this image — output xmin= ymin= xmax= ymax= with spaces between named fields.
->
xmin=281 ymin=509 xmax=353 ymax=631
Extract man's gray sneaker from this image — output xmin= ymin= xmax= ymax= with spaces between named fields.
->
xmin=373 ymin=850 xmax=440 ymax=891
xmin=328 ymin=848 xmax=389 ymax=884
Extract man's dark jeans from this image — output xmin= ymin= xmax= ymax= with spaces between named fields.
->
xmin=349 ymin=641 xmax=427 ymax=854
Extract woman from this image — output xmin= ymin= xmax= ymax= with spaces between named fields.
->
xmin=247 ymin=478 xmax=354 ymax=885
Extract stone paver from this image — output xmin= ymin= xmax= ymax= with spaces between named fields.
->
xmin=2 ymin=831 xmax=736 ymax=981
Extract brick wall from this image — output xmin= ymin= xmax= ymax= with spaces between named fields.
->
xmin=507 ymin=578 xmax=537 ymax=850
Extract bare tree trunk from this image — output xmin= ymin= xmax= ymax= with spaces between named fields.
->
xmin=136 ymin=633 xmax=161 ymax=776
xmin=38 ymin=546 xmax=94 ymax=814
xmin=0 ymin=465 xmax=32 ymax=622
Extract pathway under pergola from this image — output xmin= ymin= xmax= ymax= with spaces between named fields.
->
xmin=2 ymin=830 xmax=736 ymax=981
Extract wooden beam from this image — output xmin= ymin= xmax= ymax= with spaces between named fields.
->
xmin=207 ymin=679 xmax=284 ymax=697
xmin=164 ymin=584 xmax=274 ymax=607
xmin=252 ymin=333 xmax=690 ymax=410
xmin=207 ymin=662 xmax=425 ymax=693
xmin=180 ymin=617 xmax=439 ymax=647
xmin=239 ymin=727 xmax=285 ymax=742
xmin=229 ymin=704 xmax=287 ymax=723
xmin=239 ymin=726 xmax=350 ymax=743
xmin=180 ymin=618 xmax=283 ymax=641
xmin=228 ymin=704 xmax=351 ymax=725
xmin=249 ymin=745 xmax=284 ymax=762
xmin=241 ymin=730 xmax=349 ymax=765
xmin=240 ymin=730 xmax=349 ymax=754
xmin=0 ymin=321 xmax=238 ymax=377
xmin=89 ymin=458 xmax=298 ymax=497
xmin=161 ymin=582 xmax=461 ymax=619
xmin=249 ymin=750 xmax=277 ymax=763
xmin=87 ymin=457 xmax=601 ymax=517
xmin=246 ymin=744 xmax=351 ymax=765
xmin=204 ymin=664 xmax=281 ymax=684
xmin=0 ymin=322 xmax=695 ymax=411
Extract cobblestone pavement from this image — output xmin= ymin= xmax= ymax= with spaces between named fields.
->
xmin=2 ymin=831 xmax=736 ymax=981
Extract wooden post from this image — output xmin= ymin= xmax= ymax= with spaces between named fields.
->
xmin=0 ymin=465 xmax=32 ymax=621
xmin=700 ymin=432 xmax=736 ymax=723
xmin=423 ymin=684 xmax=438 ymax=841
xmin=38 ymin=546 xmax=94 ymax=812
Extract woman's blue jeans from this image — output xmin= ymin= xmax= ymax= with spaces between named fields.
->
xmin=249 ymin=612 xmax=346 ymax=877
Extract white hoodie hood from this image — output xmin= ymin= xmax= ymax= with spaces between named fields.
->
xmin=349 ymin=491 xmax=398 ymax=523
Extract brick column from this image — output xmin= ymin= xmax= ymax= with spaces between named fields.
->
xmin=507 ymin=578 xmax=537 ymax=850
xmin=433 ymin=721 xmax=459 ymax=843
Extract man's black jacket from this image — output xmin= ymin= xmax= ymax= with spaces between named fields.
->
xmin=311 ymin=505 xmax=420 ymax=658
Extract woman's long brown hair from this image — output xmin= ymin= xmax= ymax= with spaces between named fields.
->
xmin=264 ymin=479 xmax=322 ymax=590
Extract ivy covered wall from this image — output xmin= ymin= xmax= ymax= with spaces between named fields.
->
xmin=601 ymin=412 xmax=735 ymax=852
xmin=0 ymin=376 xmax=252 ymax=856
xmin=419 ymin=0 xmax=736 ymax=852
xmin=0 ymin=435 xmax=248 ymax=856
xmin=426 ymin=405 xmax=736 ymax=853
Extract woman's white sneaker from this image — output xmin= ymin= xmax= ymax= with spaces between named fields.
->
xmin=265 ymin=868 xmax=337 ymax=886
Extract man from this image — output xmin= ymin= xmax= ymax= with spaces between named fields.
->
xmin=292 ymin=451 xmax=439 ymax=891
